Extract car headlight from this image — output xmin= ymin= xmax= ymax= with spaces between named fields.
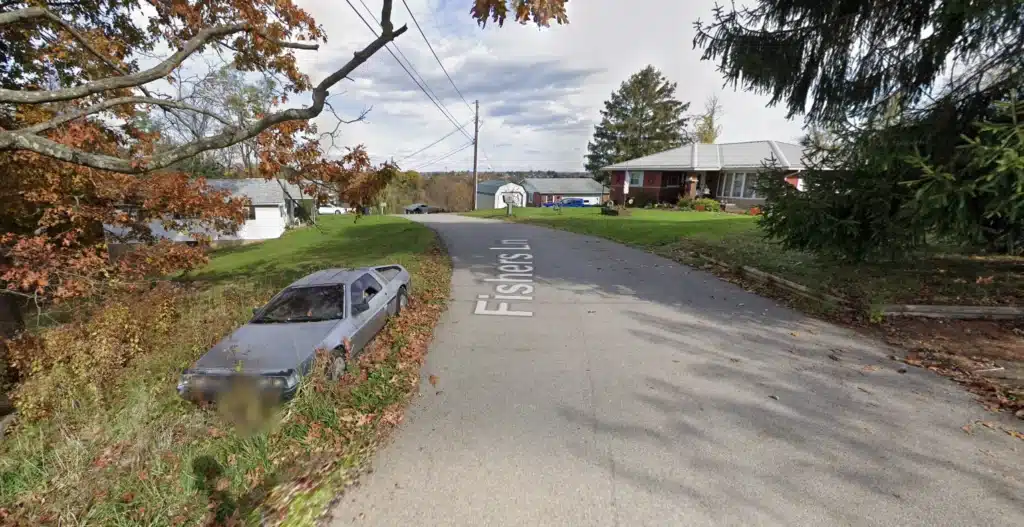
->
xmin=177 ymin=373 xmax=206 ymax=393
xmin=260 ymin=371 xmax=300 ymax=390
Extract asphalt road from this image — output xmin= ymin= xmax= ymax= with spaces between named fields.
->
xmin=332 ymin=214 xmax=1024 ymax=526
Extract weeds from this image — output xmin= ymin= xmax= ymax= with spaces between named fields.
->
xmin=0 ymin=217 xmax=452 ymax=526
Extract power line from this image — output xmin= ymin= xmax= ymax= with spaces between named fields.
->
xmin=410 ymin=141 xmax=474 ymax=171
xmin=399 ymin=0 xmax=474 ymax=113
xmin=345 ymin=0 xmax=472 ymax=141
xmin=355 ymin=0 xmax=460 ymax=124
xmin=398 ymin=121 xmax=471 ymax=162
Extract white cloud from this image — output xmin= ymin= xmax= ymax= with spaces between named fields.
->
xmin=277 ymin=1 xmax=807 ymax=171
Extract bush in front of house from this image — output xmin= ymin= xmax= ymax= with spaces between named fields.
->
xmin=626 ymin=194 xmax=654 ymax=208
xmin=694 ymin=198 xmax=720 ymax=212
xmin=677 ymin=197 xmax=695 ymax=210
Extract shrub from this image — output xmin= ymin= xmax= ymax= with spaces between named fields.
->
xmin=677 ymin=197 xmax=695 ymax=210
xmin=694 ymin=198 xmax=720 ymax=212
xmin=626 ymin=193 xmax=653 ymax=208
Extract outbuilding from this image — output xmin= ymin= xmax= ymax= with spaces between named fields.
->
xmin=521 ymin=178 xmax=607 ymax=206
xmin=475 ymin=180 xmax=527 ymax=209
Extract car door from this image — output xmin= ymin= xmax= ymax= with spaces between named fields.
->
xmin=347 ymin=273 xmax=389 ymax=354
xmin=360 ymin=273 xmax=389 ymax=334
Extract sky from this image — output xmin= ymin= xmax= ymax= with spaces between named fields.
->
xmin=212 ymin=0 xmax=809 ymax=172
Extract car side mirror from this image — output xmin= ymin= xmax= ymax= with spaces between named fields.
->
xmin=252 ymin=306 xmax=262 ymax=315
xmin=352 ymin=300 xmax=369 ymax=314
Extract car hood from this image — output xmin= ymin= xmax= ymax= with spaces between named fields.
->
xmin=191 ymin=320 xmax=339 ymax=373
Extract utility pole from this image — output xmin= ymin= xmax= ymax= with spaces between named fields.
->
xmin=472 ymin=100 xmax=479 ymax=210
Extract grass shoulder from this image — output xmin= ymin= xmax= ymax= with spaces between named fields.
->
xmin=463 ymin=207 xmax=1024 ymax=307
xmin=0 ymin=215 xmax=452 ymax=525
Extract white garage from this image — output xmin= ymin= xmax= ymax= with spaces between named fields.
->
xmin=475 ymin=180 xmax=527 ymax=210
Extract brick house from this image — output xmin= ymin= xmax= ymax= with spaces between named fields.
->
xmin=600 ymin=141 xmax=808 ymax=209
xmin=522 ymin=178 xmax=608 ymax=206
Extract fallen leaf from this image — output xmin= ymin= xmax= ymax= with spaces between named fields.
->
xmin=961 ymin=424 xmax=973 ymax=434
xmin=769 ymin=395 xmax=780 ymax=400
xmin=862 ymin=365 xmax=879 ymax=372
xmin=976 ymin=275 xmax=995 ymax=285
xmin=428 ymin=374 xmax=439 ymax=387
xmin=790 ymin=332 xmax=799 ymax=337
xmin=1006 ymin=429 xmax=1024 ymax=441
xmin=828 ymin=354 xmax=841 ymax=361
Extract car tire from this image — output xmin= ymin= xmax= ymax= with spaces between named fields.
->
xmin=334 ymin=210 xmax=342 ymax=215
xmin=329 ymin=356 xmax=346 ymax=380
xmin=392 ymin=287 xmax=408 ymax=317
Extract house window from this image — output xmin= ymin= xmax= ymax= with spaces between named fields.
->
xmin=718 ymin=172 xmax=760 ymax=199
xmin=731 ymin=173 xmax=745 ymax=198
xmin=627 ymin=171 xmax=643 ymax=186
xmin=743 ymin=174 xmax=759 ymax=198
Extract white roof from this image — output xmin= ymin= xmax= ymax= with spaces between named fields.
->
xmin=601 ymin=141 xmax=808 ymax=171
xmin=522 ymin=178 xmax=605 ymax=194
xmin=207 ymin=178 xmax=312 ymax=204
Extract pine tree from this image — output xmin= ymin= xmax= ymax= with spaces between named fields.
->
xmin=585 ymin=66 xmax=691 ymax=181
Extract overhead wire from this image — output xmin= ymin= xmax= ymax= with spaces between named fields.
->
xmin=399 ymin=0 xmax=474 ymax=114
xmin=345 ymin=0 xmax=473 ymax=141
xmin=410 ymin=141 xmax=474 ymax=171
xmin=398 ymin=121 xmax=471 ymax=163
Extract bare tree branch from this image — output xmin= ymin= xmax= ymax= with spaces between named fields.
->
xmin=1 ymin=0 xmax=407 ymax=173
xmin=0 ymin=20 xmax=248 ymax=104
xmin=23 ymin=96 xmax=234 ymax=134
xmin=0 ymin=11 xmax=319 ymax=105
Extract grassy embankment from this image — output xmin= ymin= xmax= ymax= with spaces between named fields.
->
xmin=464 ymin=207 xmax=1024 ymax=308
xmin=0 ymin=215 xmax=450 ymax=525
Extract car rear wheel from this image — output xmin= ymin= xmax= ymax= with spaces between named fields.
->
xmin=334 ymin=210 xmax=342 ymax=215
xmin=391 ymin=286 xmax=408 ymax=317
xmin=329 ymin=356 xmax=346 ymax=380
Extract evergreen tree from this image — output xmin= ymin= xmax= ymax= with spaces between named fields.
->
xmin=694 ymin=0 xmax=1024 ymax=257
xmin=585 ymin=66 xmax=691 ymax=182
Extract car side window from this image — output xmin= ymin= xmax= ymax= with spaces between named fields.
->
xmin=362 ymin=274 xmax=384 ymax=299
xmin=349 ymin=277 xmax=366 ymax=309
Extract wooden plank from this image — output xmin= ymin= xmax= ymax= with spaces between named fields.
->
xmin=881 ymin=305 xmax=1024 ymax=320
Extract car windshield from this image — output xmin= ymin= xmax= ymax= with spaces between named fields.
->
xmin=252 ymin=285 xmax=345 ymax=323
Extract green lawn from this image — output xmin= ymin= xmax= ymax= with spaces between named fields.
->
xmin=465 ymin=207 xmax=1024 ymax=307
xmin=194 ymin=215 xmax=439 ymax=287
xmin=1 ymin=215 xmax=451 ymax=526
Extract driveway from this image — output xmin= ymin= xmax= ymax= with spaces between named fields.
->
xmin=332 ymin=214 xmax=1023 ymax=526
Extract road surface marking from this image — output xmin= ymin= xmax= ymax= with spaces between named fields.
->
xmin=475 ymin=239 xmax=534 ymax=317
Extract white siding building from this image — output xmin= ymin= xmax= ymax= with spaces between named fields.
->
xmin=106 ymin=178 xmax=311 ymax=246
xmin=475 ymin=180 xmax=527 ymax=210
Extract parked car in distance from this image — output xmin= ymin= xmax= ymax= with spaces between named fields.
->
xmin=318 ymin=203 xmax=351 ymax=215
xmin=542 ymin=197 xmax=588 ymax=208
xmin=404 ymin=203 xmax=429 ymax=214
xmin=177 ymin=265 xmax=411 ymax=403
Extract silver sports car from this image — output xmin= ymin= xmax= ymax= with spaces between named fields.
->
xmin=177 ymin=265 xmax=411 ymax=402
